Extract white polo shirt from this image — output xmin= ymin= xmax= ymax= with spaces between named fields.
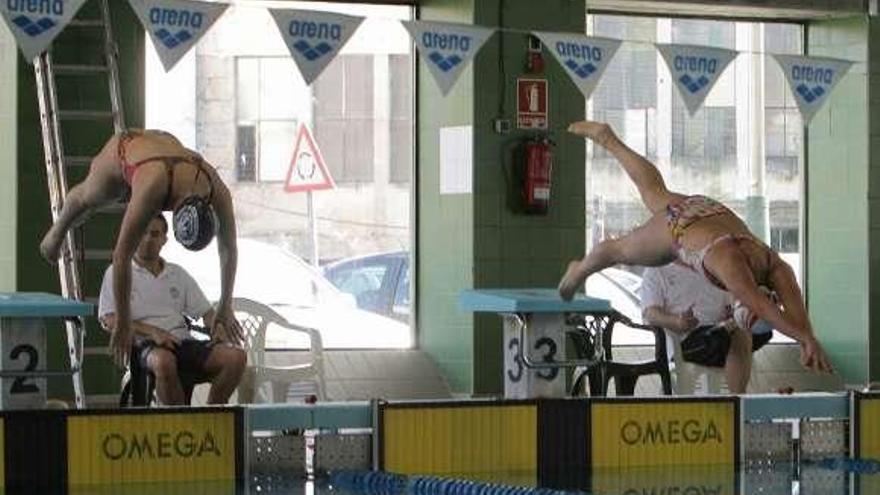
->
xmin=640 ymin=263 xmax=733 ymax=361
xmin=98 ymin=260 xmax=212 ymax=340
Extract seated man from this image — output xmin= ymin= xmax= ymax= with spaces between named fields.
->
xmin=640 ymin=261 xmax=772 ymax=394
xmin=98 ymin=214 xmax=246 ymax=405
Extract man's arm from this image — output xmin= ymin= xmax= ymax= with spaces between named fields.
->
xmin=177 ymin=262 xmax=238 ymax=344
xmin=100 ymin=314 xmax=181 ymax=348
xmin=639 ymin=268 xmax=696 ymax=333
xmin=643 ymin=306 xmax=698 ymax=333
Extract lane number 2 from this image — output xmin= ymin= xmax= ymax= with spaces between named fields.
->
xmin=9 ymin=344 xmax=39 ymax=394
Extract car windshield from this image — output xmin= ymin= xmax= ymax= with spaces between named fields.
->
xmin=586 ymin=269 xmax=642 ymax=323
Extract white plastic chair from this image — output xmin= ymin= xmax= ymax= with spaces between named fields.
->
xmin=233 ymin=297 xmax=326 ymax=403
xmin=666 ymin=333 xmax=728 ymax=395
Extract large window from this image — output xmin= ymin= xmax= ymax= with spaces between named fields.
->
xmin=236 ymin=56 xmax=312 ymax=183
xmin=585 ymin=15 xmax=804 ymax=344
xmin=147 ymin=2 xmax=415 ymax=349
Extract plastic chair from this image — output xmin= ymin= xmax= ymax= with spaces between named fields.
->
xmin=569 ymin=313 xmax=672 ymax=396
xmin=233 ymin=297 xmax=326 ymax=403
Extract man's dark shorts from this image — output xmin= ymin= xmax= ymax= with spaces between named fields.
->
xmin=136 ymin=339 xmax=215 ymax=383
xmin=680 ymin=324 xmax=773 ymax=368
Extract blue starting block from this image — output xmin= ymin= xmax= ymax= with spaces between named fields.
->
xmin=460 ymin=288 xmax=617 ymax=399
xmin=0 ymin=292 xmax=92 ymax=409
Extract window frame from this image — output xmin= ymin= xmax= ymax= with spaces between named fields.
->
xmin=585 ymin=11 xmax=808 ymax=346
xmin=233 ymin=55 xmax=313 ymax=184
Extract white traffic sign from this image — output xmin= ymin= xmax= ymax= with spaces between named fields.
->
xmin=284 ymin=123 xmax=335 ymax=193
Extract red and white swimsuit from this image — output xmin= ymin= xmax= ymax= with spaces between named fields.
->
xmin=666 ymin=195 xmax=772 ymax=290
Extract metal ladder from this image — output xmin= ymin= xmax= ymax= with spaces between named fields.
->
xmin=32 ymin=0 xmax=126 ymax=409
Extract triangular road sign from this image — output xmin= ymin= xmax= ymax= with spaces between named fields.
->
xmin=284 ymin=123 xmax=335 ymax=193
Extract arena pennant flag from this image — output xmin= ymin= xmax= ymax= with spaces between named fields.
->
xmin=0 ymin=0 xmax=89 ymax=62
xmin=270 ymin=9 xmax=364 ymax=85
xmin=656 ymin=44 xmax=738 ymax=115
xmin=129 ymin=0 xmax=229 ymax=71
xmin=402 ymin=20 xmax=494 ymax=96
xmin=534 ymin=32 xmax=621 ymax=100
xmin=772 ymin=54 xmax=853 ymax=124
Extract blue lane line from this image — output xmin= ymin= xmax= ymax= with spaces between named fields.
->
xmin=742 ymin=393 xmax=849 ymax=421
xmin=805 ymin=457 xmax=880 ymax=475
xmin=331 ymin=470 xmax=588 ymax=495
xmin=247 ymin=402 xmax=372 ymax=430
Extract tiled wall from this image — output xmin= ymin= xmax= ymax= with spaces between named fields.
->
xmin=807 ymin=17 xmax=871 ymax=386
xmin=416 ymin=0 xmax=587 ymax=395
xmin=868 ymin=17 xmax=880 ymax=384
xmin=470 ymin=0 xmax=586 ymax=394
xmin=0 ymin=24 xmax=16 ymax=291
xmin=417 ymin=0 xmax=476 ymax=392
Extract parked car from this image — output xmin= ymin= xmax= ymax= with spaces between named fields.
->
xmin=163 ymin=238 xmax=411 ymax=349
xmin=323 ymin=251 xmax=410 ymax=323
xmin=323 ymin=251 xmax=652 ymax=343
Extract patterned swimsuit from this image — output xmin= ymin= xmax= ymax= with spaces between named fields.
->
xmin=666 ymin=195 xmax=771 ymax=290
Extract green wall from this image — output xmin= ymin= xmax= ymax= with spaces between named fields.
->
xmin=417 ymin=0 xmax=476 ymax=392
xmin=869 ymin=16 xmax=880 ymax=383
xmin=0 ymin=21 xmax=16 ymax=291
xmin=806 ymin=17 xmax=871 ymax=385
xmin=15 ymin=0 xmax=144 ymax=400
xmin=418 ymin=0 xmax=586 ymax=394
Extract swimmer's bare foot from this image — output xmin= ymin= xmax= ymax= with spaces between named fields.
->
xmin=567 ymin=121 xmax=614 ymax=147
xmin=39 ymin=233 xmax=61 ymax=263
xmin=558 ymin=260 xmax=586 ymax=301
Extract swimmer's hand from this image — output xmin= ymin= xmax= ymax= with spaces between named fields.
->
xmin=800 ymin=336 xmax=834 ymax=374
xmin=109 ymin=324 xmax=133 ymax=368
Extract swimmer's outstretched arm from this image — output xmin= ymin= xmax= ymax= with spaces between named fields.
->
xmin=714 ymin=252 xmax=832 ymax=373
xmin=109 ymin=179 xmax=166 ymax=365
xmin=212 ymin=184 xmax=243 ymax=345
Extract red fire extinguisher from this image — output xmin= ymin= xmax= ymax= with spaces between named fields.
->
xmin=523 ymin=136 xmax=552 ymax=214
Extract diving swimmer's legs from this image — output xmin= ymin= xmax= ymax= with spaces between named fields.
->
xmin=568 ymin=121 xmax=684 ymax=214
xmin=558 ymin=213 xmax=676 ymax=300
xmin=40 ymin=138 xmax=125 ymax=262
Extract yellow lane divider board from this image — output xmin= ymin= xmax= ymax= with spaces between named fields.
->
xmin=381 ymin=401 xmax=538 ymax=476
xmin=590 ymin=398 xmax=738 ymax=469
xmin=67 ymin=410 xmax=239 ymax=485
xmin=856 ymin=392 xmax=880 ymax=458
xmin=855 ymin=392 xmax=880 ymax=495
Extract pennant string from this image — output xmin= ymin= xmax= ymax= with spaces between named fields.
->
xmin=199 ymin=1 xmax=869 ymax=64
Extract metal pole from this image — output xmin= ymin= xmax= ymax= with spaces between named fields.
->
xmin=746 ymin=23 xmax=770 ymax=243
xmin=308 ymin=191 xmax=319 ymax=267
